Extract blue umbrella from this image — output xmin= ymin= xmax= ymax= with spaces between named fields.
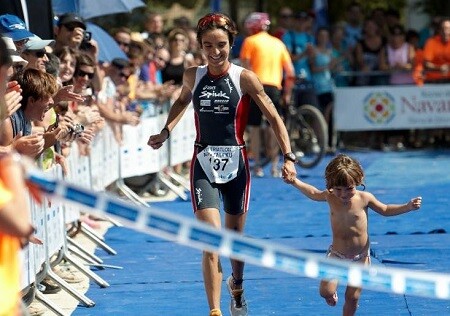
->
xmin=52 ymin=0 xmax=146 ymax=20
xmin=86 ymin=22 xmax=127 ymax=63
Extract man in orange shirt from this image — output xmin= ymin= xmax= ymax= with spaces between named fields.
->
xmin=240 ymin=12 xmax=295 ymax=177
xmin=423 ymin=17 xmax=450 ymax=83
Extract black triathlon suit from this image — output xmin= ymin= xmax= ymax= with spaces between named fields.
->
xmin=190 ymin=63 xmax=251 ymax=215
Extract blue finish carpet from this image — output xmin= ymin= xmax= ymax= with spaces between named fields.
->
xmin=73 ymin=149 xmax=450 ymax=315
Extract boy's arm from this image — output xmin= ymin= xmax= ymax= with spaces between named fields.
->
xmin=289 ymin=178 xmax=327 ymax=201
xmin=366 ymin=192 xmax=422 ymax=216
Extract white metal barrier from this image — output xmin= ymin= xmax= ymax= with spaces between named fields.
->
xmin=19 ymin=98 xmax=196 ymax=312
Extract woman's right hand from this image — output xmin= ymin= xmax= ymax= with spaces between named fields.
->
xmin=147 ymin=132 xmax=167 ymax=149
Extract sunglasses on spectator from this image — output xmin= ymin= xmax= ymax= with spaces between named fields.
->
xmin=116 ymin=40 xmax=130 ymax=47
xmin=31 ymin=50 xmax=47 ymax=58
xmin=76 ymin=69 xmax=95 ymax=79
xmin=63 ymin=23 xmax=85 ymax=32
xmin=120 ymin=72 xmax=130 ymax=79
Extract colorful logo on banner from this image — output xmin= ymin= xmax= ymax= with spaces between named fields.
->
xmin=363 ymin=92 xmax=395 ymax=124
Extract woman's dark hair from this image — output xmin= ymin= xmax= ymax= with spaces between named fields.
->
xmin=196 ymin=13 xmax=238 ymax=47
xmin=75 ymin=51 xmax=95 ymax=73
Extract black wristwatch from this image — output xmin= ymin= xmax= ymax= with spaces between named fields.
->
xmin=284 ymin=152 xmax=297 ymax=163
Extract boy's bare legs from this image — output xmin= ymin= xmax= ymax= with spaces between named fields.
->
xmin=196 ymin=208 xmax=223 ymax=312
xmin=341 ymin=255 xmax=370 ymax=315
xmin=343 ymin=286 xmax=362 ymax=316
xmin=320 ymin=279 xmax=338 ymax=306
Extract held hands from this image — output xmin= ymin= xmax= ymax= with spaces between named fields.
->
xmin=408 ymin=196 xmax=422 ymax=211
xmin=281 ymin=160 xmax=297 ymax=184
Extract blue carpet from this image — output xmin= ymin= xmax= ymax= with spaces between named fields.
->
xmin=74 ymin=149 xmax=450 ymax=315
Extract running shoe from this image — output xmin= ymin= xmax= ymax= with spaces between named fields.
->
xmin=209 ymin=309 xmax=222 ymax=316
xmin=253 ymin=167 xmax=264 ymax=177
xmin=226 ymin=275 xmax=248 ymax=316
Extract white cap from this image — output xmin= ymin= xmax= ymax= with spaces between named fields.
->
xmin=23 ymin=35 xmax=55 ymax=51
xmin=2 ymin=36 xmax=28 ymax=67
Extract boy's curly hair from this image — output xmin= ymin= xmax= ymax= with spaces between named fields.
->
xmin=325 ymin=154 xmax=365 ymax=190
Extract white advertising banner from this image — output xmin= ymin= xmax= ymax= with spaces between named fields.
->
xmin=334 ymin=84 xmax=450 ymax=131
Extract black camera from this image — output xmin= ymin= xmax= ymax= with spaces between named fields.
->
xmin=79 ymin=31 xmax=92 ymax=50
xmin=83 ymin=31 xmax=92 ymax=42
xmin=69 ymin=123 xmax=84 ymax=136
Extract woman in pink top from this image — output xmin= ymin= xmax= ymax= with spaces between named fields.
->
xmin=380 ymin=24 xmax=415 ymax=85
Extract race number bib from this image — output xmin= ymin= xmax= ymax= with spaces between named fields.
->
xmin=196 ymin=145 xmax=241 ymax=184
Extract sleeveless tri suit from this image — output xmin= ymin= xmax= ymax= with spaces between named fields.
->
xmin=189 ymin=64 xmax=252 ymax=215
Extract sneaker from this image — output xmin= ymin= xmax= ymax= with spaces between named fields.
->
xmin=27 ymin=301 xmax=46 ymax=316
xmin=271 ymin=168 xmax=281 ymax=178
xmin=209 ymin=309 xmax=222 ymax=316
xmin=253 ymin=167 xmax=264 ymax=178
xmin=226 ymin=275 xmax=248 ymax=316
xmin=40 ymin=277 xmax=61 ymax=294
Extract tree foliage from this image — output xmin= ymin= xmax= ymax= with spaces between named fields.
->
xmin=412 ymin=0 xmax=450 ymax=17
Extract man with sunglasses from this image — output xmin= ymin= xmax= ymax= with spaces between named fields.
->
xmin=21 ymin=35 xmax=54 ymax=72
xmin=54 ymin=13 xmax=87 ymax=51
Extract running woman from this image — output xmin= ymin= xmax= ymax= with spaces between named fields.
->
xmin=147 ymin=12 xmax=297 ymax=316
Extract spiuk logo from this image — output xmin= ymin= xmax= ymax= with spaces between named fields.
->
xmin=195 ymin=188 xmax=203 ymax=205
xmin=363 ymin=91 xmax=395 ymax=124
xmin=224 ymin=78 xmax=233 ymax=93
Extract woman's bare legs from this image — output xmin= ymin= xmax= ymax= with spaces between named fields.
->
xmin=196 ymin=208 xmax=223 ymax=311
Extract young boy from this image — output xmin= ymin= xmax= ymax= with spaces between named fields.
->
xmin=286 ymin=154 xmax=422 ymax=316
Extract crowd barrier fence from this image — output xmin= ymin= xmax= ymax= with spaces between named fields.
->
xmin=19 ymin=99 xmax=195 ymax=314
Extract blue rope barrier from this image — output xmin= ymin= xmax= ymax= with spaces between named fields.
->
xmin=26 ymin=169 xmax=450 ymax=300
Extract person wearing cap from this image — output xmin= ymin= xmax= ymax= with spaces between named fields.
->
xmin=54 ymin=13 xmax=87 ymax=50
xmin=2 ymin=37 xmax=26 ymax=119
xmin=2 ymin=37 xmax=27 ymax=70
xmin=21 ymin=35 xmax=55 ymax=72
xmin=240 ymin=12 xmax=295 ymax=178
xmin=0 ymin=14 xmax=35 ymax=53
